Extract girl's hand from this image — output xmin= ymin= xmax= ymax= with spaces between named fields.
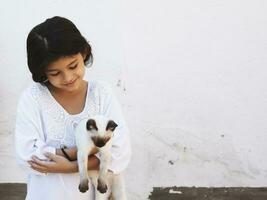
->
xmin=28 ymin=152 xmax=76 ymax=174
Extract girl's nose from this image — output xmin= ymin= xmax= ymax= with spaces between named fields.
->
xmin=63 ymin=73 xmax=74 ymax=84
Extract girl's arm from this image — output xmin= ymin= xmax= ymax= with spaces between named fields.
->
xmin=55 ymin=146 xmax=98 ymax=161
xmin=69 ymin=155 xmax=100 ymax=172
xmin=29 ymin=153 xmax=100 ymax=174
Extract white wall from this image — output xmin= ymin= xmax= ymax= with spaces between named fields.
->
xmin=1 ymin=0 xmax=267 ymax=199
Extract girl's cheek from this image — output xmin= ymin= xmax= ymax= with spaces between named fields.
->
xmin=48 ymin=78 xmax=59 ymax=85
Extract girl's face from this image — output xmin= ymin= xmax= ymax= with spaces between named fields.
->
xmin=45 ymin=53 xmax=86 ymax=93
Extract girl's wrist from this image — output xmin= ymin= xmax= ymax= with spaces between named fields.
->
xmin=69 ymin=161 xmax=79 ymax=173
xmin=56 ymin=147 xmax=77 ymax=161
xmin=68 ymin=147 xmax=78 ymax=160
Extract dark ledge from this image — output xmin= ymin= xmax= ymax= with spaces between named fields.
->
xmin=1 ymin=183 xmax=267 ymax=200
xmin=149 ymin=187 xmax=267 ymax=200
xmin=0 ymin=183 xmax=26 ymax=200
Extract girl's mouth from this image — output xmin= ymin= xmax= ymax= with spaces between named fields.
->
xmin=64 ymin=78 xmax=77 ymax=86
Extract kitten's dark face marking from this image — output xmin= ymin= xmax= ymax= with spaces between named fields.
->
xmin=106 ymin=120 xmax=118 ymax=131
xmin=86 ymin=119 xmax=98 ymax=131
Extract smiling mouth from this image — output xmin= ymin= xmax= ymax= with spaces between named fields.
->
xmin=64 ymin=78 xmax=77 ymax=86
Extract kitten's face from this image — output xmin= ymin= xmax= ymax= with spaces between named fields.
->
xmin=86 ymin=116 xmax=118 ymax=148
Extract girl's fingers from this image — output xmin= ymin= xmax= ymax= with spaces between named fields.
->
xmin=31 ymin=166 xmax=45 ymax=173
xmin=44 ymin=152 xmax=59 ymax=161
xmin=28 ymin=161 xmax=48 ymax=172
xmin=29 ymin=153 xmax=70 ymax=173
xmin=31 ymin=156 xmax=51 ymax=167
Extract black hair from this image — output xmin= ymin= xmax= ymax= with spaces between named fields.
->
xmin=26 ymin=16 xmax=93 ymax=83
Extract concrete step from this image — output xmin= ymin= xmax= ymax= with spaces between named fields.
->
xmin=149 ymin=187 xmax=267 ymax=200
xmin=0 ymin=184 xmax=26 ymax=200
xmin=1 ymin=184 xmax=267 ymax=200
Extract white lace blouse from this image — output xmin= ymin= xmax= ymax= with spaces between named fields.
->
xmin=15 ymin=79 xmax=131 ymax=200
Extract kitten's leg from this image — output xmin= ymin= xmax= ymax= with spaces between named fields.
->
xmin=77 ymin=149 xmax=90 ymax=193
xmin=97 ymin=150 xmax=111 ymax=193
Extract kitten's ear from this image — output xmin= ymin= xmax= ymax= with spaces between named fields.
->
xmin=106 ymin=120 xmax=118 ymax=132
xmin=86 ymin=119 xmax=98 ymax=131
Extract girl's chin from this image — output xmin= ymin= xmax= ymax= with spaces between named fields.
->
xmin=50 ymin=78 xmax=85 ymax=92
xmin=64 ymin=79 xmax=84 ymax=91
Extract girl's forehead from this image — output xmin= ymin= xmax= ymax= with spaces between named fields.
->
xmin=46 ymin=53 xmax=81 ymax=70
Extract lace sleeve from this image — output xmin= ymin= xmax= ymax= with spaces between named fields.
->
xmin=99 ymin=81 xmax=132 ymax=174
xmin=15 ymin=88 xmax=56 ymax=176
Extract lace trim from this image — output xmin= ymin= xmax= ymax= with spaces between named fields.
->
xmin=28 ymin=80 xmax=108 ymax=148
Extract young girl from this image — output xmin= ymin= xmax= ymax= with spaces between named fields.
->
xmin=15 ymin=16 xmax=131 ymax=200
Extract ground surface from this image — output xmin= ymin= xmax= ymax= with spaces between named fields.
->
xmin=1 ymin=184 xmax=267 ymax=200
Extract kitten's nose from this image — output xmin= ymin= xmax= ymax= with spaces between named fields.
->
xmin=95 ymin=140 xmax=105 ymax=148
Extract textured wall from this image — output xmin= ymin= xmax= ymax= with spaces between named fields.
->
xmin=1 ymin=0 xmax=267 ymax=199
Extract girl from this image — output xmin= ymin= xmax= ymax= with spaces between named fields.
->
xmin=15 ymin=16 xmax=131 ymax=200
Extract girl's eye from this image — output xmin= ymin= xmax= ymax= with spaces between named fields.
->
xmin=50 ymin=72 xmax=60 ymax=76
xmin=70 ymin=64 xmax=78 ymax=69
